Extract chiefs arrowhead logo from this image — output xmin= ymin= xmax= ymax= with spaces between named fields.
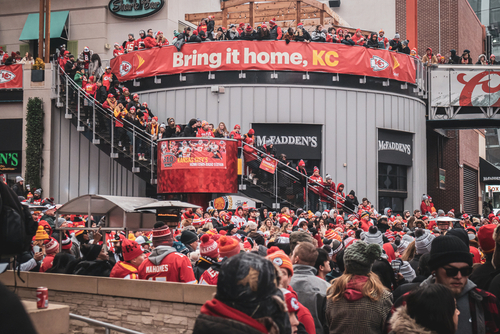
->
xmin=370 ymin=55 xmax=389 ymax=72
xmin=0 ymin=70 xmax=16 ymax=83
xmin=119 ymin=61 xmax=132 ymax=77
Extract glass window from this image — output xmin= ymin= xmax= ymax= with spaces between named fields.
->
xmin=379 ymin=163 xmax=407 ymax=191
xmin=378 ymin=197 xmax=404 ymax=215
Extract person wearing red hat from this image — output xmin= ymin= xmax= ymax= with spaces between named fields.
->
xmin=268 ymin=17 xmax=282 ymax=40
xmin=258 ymin=23 xmax=270 ymax=40
xmin=237 ymin=22 xmax=245 ymax=35
xmin=469 ymin=224 xmax=499 ymax=290
xmin=113 ymin=42 xmax=124 ymax=57
xmin=39 ymin=238 xmax=60 ymax=272
xmin=218 ymin=235 xmax=241 ymax=259
xmin=240 ymin=25 xmax=256 ymax=40
xmin=110 ymin=238 xmax=145 ymax=279
xmin=351 ymin=28 xmax=365 ymax=46
xmin=143 ymin=28 xmax=157 ymax=48
xmin=195 ymin=234 xmax=221 ymax=285
xmin=308 ymin=167 xmax=323 ymax=212
xmin=319 ymin=174 xmax=336 ymax=212
xmin=229 ymin=124 xmax=242 ymax=153
xmin=138 ymin=222 xmax=196 ymax=283
xmin=156 ymin=30 xmax=169 ymax=46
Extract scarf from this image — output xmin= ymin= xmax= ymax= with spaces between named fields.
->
xmin=201 ymin=298 xmax=268 ymax=334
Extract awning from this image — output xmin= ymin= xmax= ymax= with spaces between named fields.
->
xmin=19 ymin=11 xmax=69 ymax=41
xmin=480 ymin=157 xmax=500 ymax=183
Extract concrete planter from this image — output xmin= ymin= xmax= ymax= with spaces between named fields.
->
xmin=31 ymin=69 xmax=44 ymax=82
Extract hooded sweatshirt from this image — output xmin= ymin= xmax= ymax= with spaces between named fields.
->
xmin=366 ymin=33 xmax=379 ymax=48
xmin=422 ymin=48 xmax=438 ymax=65
xmin=137 ymin=245 xmax=196 ymax=283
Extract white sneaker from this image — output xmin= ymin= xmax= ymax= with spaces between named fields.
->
xmin=248 ymin=173 xmax=254 ymax=180
xmin=253 ymin=178 xmax=258 ymax=185
xmin=118 ymin=141 xmax=122 ymax=147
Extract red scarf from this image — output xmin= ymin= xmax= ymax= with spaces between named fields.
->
xmin=201 ymin=298 xmax=268 ymax=334
xmin=344 ymin=275 xmax=369 ymax=301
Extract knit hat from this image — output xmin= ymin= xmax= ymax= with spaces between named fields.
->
xmin=269 ymin=17 xmax=276 ymax=25
xmin=16 ymin=176 xmax=23 ymax=183
xmin=298 ymin=159 xmax=305 ymax=167
xmin=361 ymin=211 xmax=370 ymax=219
xmin=152 ymin=223 xmax=174 ymax=247
xmin=331 ymin=239 xmax=343 ymax=255
xmin=45 ymin=238 xmax=59 ymax=254
xmin=247 ymin=221 xmax=258 ymax=231
xmin=122 ymin=238 xmax=143 ymax=262
xmin=283 ymin=289 xmax=300 ymax=315
xmin=313 ymin=166 xmax=319 ymax=173
xmin=478 ymin=224 xmax=496 ymax=254
xmin=218 ymin=235 xmax=240 ymax=258
xmin=364 ymin=226 xmax=383 ymax=247
xmin=344 ymin=241 xmax=382 ymax=275
xmin=267 ymin=246 xmax=293 ymax=276
xmin=34 ymin=226 xmax=50 ymax=240
xmin=399 ymin=261 xmax=416 ymax=282
xmin=200 ymin=234 xmax=219 ymax=259
xmin=397 ymin=234 xmax=414 ymax=253
xmin=394 ymin=33 xmax=400 ymax=39
xmin=324 ymin=229 xmax=341 ymax=241
xmin=428 ymin=235 xmax=473 ymax=270
xmin=245 ymin=25 xmax=253 ymax=32
xmin=415 ymin=229 xmax=435 ymax=255
xmin=180 ymin=229 xmax=198 ymax=246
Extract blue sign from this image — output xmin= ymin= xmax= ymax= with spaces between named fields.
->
xmin=108 ymin=0 xmax=164 ymax=18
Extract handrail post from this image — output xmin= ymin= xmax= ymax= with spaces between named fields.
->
xmin=132 ymin=127 xmax=136 ymax=171
xmin=77 ymin=90 xmax=81 ymax=125
xmin=92 ymin=101 xmax=96 ymax=142
xmin=275 ymin=167 xmax=278 ymax=209
xmin=150 ymin=138 xmax=154 ymax=182
xmin=65 ymin=76 xmax=69 ymax=117
xmin=305 ymin=181 xmax=309 ymax=211
xmin=111 ymin=115 xmax=115 ymax=157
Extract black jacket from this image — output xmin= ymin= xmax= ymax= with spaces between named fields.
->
xmin=165 ymin=125 xmax=181 ymax=138
xmin=344 ymin=193 xmax=359 ymax=213
xmin=207 ymin=21 xmax=215 ymax=39
xmin=11 ymin=182 xmax=24 ymax=197
xmin=183 ymin=123 xmax=197 ymax=137
xmin=64 ymin=59 xmax=77 ymax=78
xmin=188 ymin=35 xmax=202 ymax=43
xmin=72 ymin=260 xmax=114 ymax=277
xmin=470 ymin=255 xmax=499 ymax=290
xmin=193 ymin=313 xmax=264 ymax=334
xmin=193 ymin=256 xmax=219 ymax=281
xmin=389 ymin=39 xmax=403 ymax=52
xmin=240 ymin=32 xmax=257 ymax=40
xmin=95 ymin=85 xmax=108 ymax=104
xmin=294 ymin=28 xmax=311 ymax=42
xmin=449 ymin=50 xmax=461 ymax=64
xmin=366 ymin=33 xmax=379 ymax=48
xmin=341 ymin=38 xmax=355 ymax=46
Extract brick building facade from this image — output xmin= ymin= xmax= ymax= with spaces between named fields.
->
xmin=427 ymin=129 xmax=483 ymax=214
xmin=396 ymin=0 xmax=485 ymax=60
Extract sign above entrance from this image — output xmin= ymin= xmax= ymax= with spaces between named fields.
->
xmin=108 ymin=0 xmax=164 ymax=19
xmin=378 ymin=129 xmax=413 ymax=166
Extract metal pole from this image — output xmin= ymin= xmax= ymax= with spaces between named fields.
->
xmin=132 ymin=128 xmax=136 ymax=168
xmin=305 ymin=181 xmax=309 ymax=211
xmin=77 ymin=89 xmax=81 ymax=125
xmin=65 ymin=76 xmax=69 ymax=116
xmin=92 ymin=101 xmax=96 ymax=142
xmin=275 ymin=168 xmax=278 ymax=208
xmin=150 ymin=138 xmax=154 ymax=182
xmin=111 ymin=115 xmax=115 ymax=155
xmin=44 ymin=0 xmax=51 ymax=63
xmin=38 ymin=0 xmax=44 ymax=60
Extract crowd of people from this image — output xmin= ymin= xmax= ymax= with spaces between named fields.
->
xmin=5 ymin=170 xmax=500 ymax=333
xmin=0 ymin=47 xmax=35 ymax=65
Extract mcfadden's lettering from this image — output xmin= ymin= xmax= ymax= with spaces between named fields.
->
xmin=378 ymin=140 xmax=411 ymax=155
xmin=256 ymin=136 xmax=318 ymax=148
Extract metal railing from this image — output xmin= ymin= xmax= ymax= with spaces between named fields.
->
xmin=240 ymin=140 xmax=353 ymax=213
xmin=70 ymin=313 xmax=144 ymax=334
xmin=54 ymin=63 xmax=157 ymax=183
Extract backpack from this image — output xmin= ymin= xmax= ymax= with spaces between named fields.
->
xmin=0 ymin=181 xmax=38 ymax=256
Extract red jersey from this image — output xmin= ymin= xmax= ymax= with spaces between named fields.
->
xmin=135 ymin=39 xmax=145 ymax=50
xmin=197 ymin=130 xmax=214 ymax=137
xmin=359 ymin=218 xmax=372 ymax=232
xmin=84 ymin=83 xmax=97 ymax=97
xmin=81 ymin=52 xmax=91 ymax=69
xmin=229 ymin=131 xmax=242 ymax=147
xmin=138 ymin=249 xmax=196 ymax=283
xmin=157 ymin=39 xmax=169 ymax=46
xmin=199 ymin=267 xmax=219 ymax=285
xmin=125 ymin=41 xmax=135 ymax=52
xmin=102 ymin=73 xmax=113 ymax=91
xmin=309 ymin=175 xmax=323 ymax=195
xmin=110 ymin=261 xmax=140 ymax=279
xmin=113 ymin=47 xmax=124 ymax=57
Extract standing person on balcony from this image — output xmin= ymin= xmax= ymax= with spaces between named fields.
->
xmin=277 ymin=153 xmax=292 ymax=199
xmin=295 ymin=159 xmax=308 ymax=207
xmin=490 ymin=54 xmax=499 ymax=65
xmin=183 ymin=118 xmax=199 ymax=137
xmin=89 ymin=54 xmax=103 ymax=81
xmin=135 ymin=30 xmax=146 ymax=50
xmin=214 ymin=122 xmax=229 ymax=138
xmin=335 ymin=183 xmax=345 ymax=211
xmin=126 ymin=93 xmax=141 ymax=112
xmin=344 ymin=190 xmax=359 ymax=214
xmin=309 ymin=167 xmax=323 ymax=212
xmin=196 ymin=19 xmax=208 ymax=37
xmin=78 ymin=46 xmax=93 ymax=77
xmin=365 ymin=33 xmax=379 ymax=48
xmin=449 ymin=49 xmax=461 ymax=64
xmin=341 ymin=34 xmax=355 ymax=46
xmin=294 ymin=23 xmax=311 ymax=42
xmin=113 ymin=103 xmax=129 ymax=151
xmin=311 ymin=25 xmax=326 ymax=42
xmin=226 ymin=24 xmax=240 ymax=40
xmin=243 ymin=129 xmax=259 ymax=184
xmin=269 ymin=18 xmax=282 ymax=40
xmin=259 ymin=138 xmax=277 ymax=186
xmin=240 ymin=25 xmax=257 ymax=40
xmin=389 ymin=34 xmax=403 ymax=52
xmin=319 ymin=174 xmax=336 ymax=212
xmin=378 ymin=30 xmax=389 ymax=49
xmin=156 ymin=31 xmax=169 ymax=46
xmin=258 ymin=23 xmax=271 ymax=40
xmin=351 ymin=28 xmax=366 ymax=46
xmin=165 ymin=118 xmax=181 ymax=138
xmin=477 ymin=54 xmax=489 ymax=65
xmin=144 ymin=29 xmax=157 ymax=49
xmin=206 ymin=16 xmax=215 ymax=40
xmin=422 ymin=47 xmax=438 ymax=65
xmin=197 ymin=121 xmax=215 ymax=138
xmin=123 ymin=33 xmax=136 ymax=53
xmin=229 ymin=124 xmax=242 ymax=157
xmin=461 ymin=50 xmax=473 ymax=64
xmin=83 ymin=76 xmax=97 ymax=118
xmin=101 ymin=66 xmax=114 ymax=92
xmin=113 ymin=43 xmax=124 ymax=57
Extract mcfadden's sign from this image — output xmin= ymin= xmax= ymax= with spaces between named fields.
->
xmin=378 ymin=129 xmax=413 ymax=166
xmin=252 ymin=123 xmax=322 ymax=160
xmin=108 ymin=0 xmax=164 ymax=18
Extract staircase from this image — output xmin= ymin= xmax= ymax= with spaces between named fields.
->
xmin=54 ymin=65 xmax=157 ymax=195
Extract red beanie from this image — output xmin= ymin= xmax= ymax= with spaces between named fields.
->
xmin=152 ymin=224 xmax=174 ymax=247
xmin=200 ymin=234 xmax=219 ymax=259
xmin=267 ymin=246 xmax=293 ymax=276
xmin=245 ymin=25 xmax=253 ymax=32
xmin=122 ymin=238 xmax=144 ymax=262
xmin=298 ymin=159 xmax=305 ymax=167
xmin=218 ymin=235 xmax=240 ymax=258
xmin=269 ymin=17 xmax=276 ymax=25
xmin=478 ymin=224 xmax=496 ymax=254
xmin=248 ymin=129 xmax=254 ymax=135
xmin=193 ymin=30 xmax=198 ymax=35
xmin=45 ymin=238 xmax=59 ymax=254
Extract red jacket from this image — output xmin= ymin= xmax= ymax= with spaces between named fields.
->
xmin=243 ymin=135 xmax=257 ymax=162
xmin=143 ymin=36 xmax=157 ymax=49
xmin=113 ymin=47 xmax=124 ymax=57
xmin=197 ymin=130 xmax=214 ymax=137
xmin=110 ymin=261 xmax=140 ymax=279
xmin=320 ymin=181 xmax=336 ymax=203
xmin=420 ymin=201 xmax=434 ymax=214
xmin=138 ymin=248 xmax=196 ymax=283
xmin=309 ymin=175 xmax=323 ymax=195
xmin=40 ymin=254 xmax=55 ymax=273
xmin=359 ymin=218 xmax=372 ymax=232
xmin=336 ymin=183 xmax=345 ymax=209
xmin=230 ymin=131 xmax=242 ymax=147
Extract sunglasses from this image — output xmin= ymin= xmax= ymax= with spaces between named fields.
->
xmin=443 ymin=265 xmax=473 ymax=277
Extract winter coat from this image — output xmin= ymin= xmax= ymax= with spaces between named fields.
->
xmin=72 ymin=260 xmax=113 ymax=277
xmin=64 ymin=60 xmax=77 ymax=78
xmin=326 ymin=287 xmax=392 ymax=334
xmin=341 ymin=38 xmax=355 ymax=46
xmin=240 ymin=32 xmax=257 ymax=40
xmin=421 ymin=52 xmax=438 ymax=65
xmin=95 ymin=85 xmax=108 ymax=104
xmin=269 ymin=25 xmax=282 ymax=40
xmin=226 ymin=29 xmax=240 ymax=40
xmin=40 ymin=214 xmax=56 ymax=230
xmin=89 ymin=60 xmax=104 ymax=79
xmin=449 ymin=50 xmax=461 ymax=64
xmin=344 ymin=191 xmax=359 ymax=214
xmin=351 ymin=30 xmax=366 ymax=46
xmin=193 ymin=308 xmax=265 ymax=334
xmin=389 ymin=306 xmax=437 ymax=334
xmin=207 ymin=20 xmax=215 ymax=38
xmin=183 ymin=121 xmax=197 ymax=137
xmin=311 ymin=30 xmax=326 ymax=42
xmin=290 ymin=264 xmax=331 ymax=334
xmin=294 ymin=27 xmax=311 ymax=42
xmin=366 ymin=33 xmax=379 ymax=48
xmin=144 ymin=36 xmax=157 ymax=49
xmin=470 ymin=254 xmax=498 ymax=290
xmin=11 ymin=182 xmax=24 ymax=197
xmin=188 ymin=35 xmax=202 ymax=43
xmin=389 ymin=39 xmax=403 ymax=52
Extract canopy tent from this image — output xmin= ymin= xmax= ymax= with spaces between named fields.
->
xmin=19 ymin=11 xmax=69 ymax=41
xmin=427 ymin=216 xmax=461 ymax=221
xmin=135 ymin=200 xmax=201 ymax=211
xmin=57 ymin=194 xmax=157 ymax=229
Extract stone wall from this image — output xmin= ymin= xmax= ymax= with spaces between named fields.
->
xmin=0 ymin=271 xmax=216 ymax=334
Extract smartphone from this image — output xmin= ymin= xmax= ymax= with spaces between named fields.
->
xmin=391 ymin=259 xmax=402 ymax=278
xmin=33 ymin=245 xmax=41 ymax=253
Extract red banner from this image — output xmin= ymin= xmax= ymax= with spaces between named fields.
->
xmin=259 ymin=157 xmax=278 ymax=174
xmin=111 ymin=41 xmax=417 ymax=84
xmin=0 ymin=64 xmax=23 ymax=89
xmin=159 ymin=139 xmax=227 ymax=170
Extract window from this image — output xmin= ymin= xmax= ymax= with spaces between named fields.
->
xmin=378 ymin=163 xmax=407 ymax=191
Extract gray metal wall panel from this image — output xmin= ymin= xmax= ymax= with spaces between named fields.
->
xmin=51 ymin=106 xmax=61 ymax=202
xmin=98 ymin=150 xmax=110 ymax=195
xmin=69 ymin=127 xmax=80 ymax=200
xmin=58 ymin=111 xmax=71 ymax=203
xmin=136 ymin=85 xmax=427 ymax=210
xmin=174 ymin=90 xmax=186 ymax=122
xmin=79 ymin=137 xmax=90 ymax=195
xmin=88 ymin=143 xmax=100 ymax=194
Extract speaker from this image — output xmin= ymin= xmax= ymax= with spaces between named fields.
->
xmin=329 ymin=0 xmax=341 ymax=7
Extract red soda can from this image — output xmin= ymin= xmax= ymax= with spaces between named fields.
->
xmin=36 ymin=287 xmax=48 ymax=309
